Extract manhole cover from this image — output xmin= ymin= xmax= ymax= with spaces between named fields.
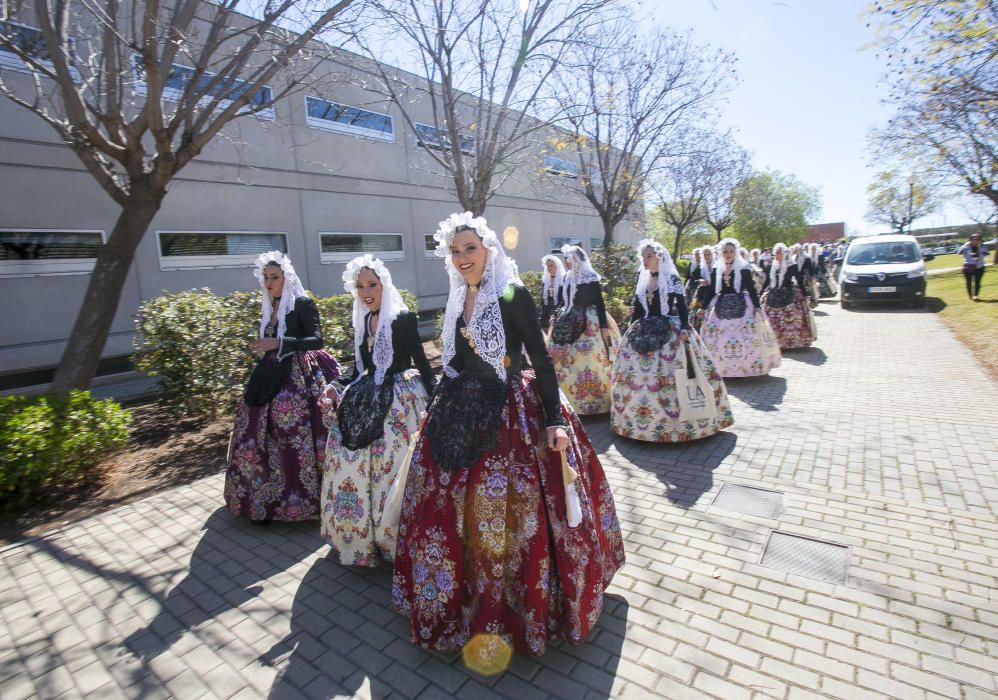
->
xmin=761 ymin=531 xmax=850 ymax=584
xmin=711 ymin=483 xmax=783 ymax=519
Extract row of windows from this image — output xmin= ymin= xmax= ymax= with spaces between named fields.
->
xmin=0 ymin=230 xmax=602 ymax=276
xmin=1 ymin=20 xmax=584 ymax=172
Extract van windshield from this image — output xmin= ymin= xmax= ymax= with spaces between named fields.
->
xmin=846 ymin=242 xmax=919 ymax=265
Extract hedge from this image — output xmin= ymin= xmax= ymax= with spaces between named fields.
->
xmin=0 ymin=391 xmax=131 ymax=511
xmin=132 ymin=287 xmax=417 ymax=420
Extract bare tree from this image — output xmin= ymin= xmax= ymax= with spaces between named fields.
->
xmin=868 ymin=0 xmax=997 ymax=217
xmin=549 ymin=19 xmax=736 ymax=248
xmin=702 ymin=133 xmax=751 ymax=242
xmin=865 ymin=170 xmax=938 ymax=233
xmin=356 ymin=0 xmax=619 ymax=216
xmin=0 ymin=1 xmax=358 ymax=391
xmin=650 ymin=131 xmax=721 ymax=259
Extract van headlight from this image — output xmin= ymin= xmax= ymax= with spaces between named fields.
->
xmin=906 ymin=269 xmax=927 ymax=278
xmin=843 ymin=272 xmax=859 ymax=283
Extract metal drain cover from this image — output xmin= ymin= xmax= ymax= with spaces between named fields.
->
xmin=712 ymin=483 xmax=783 ymax=519
xmin=761 ymin=531 xmax=850 ymax=584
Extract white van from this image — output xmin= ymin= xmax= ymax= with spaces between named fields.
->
xmin=838 ymin=234 xmax=933 ymax=309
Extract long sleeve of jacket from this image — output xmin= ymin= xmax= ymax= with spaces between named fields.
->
xmin=742 ymin=269 xmax=761 ymax=309
xmin=629 ymin=293 xmax=643 ymax=325
xmin=279 ymin=296 xmax=324 ymax=355
xmin=594 ymin=282 xmax=608 ymax=328
xmin=401 ymin=312 xmax=437 ymax=394
xmin=510 ymin=287 xmax=566 ymax=427
xmin=670 ymin=292 xmax=690 ymax=330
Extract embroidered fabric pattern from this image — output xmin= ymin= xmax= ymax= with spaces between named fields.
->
xmin=628 ymin=316 xmax=673 ymax=354
xmin=765 ymin=286 xmax=795 ymax=309
xmin=716 ymin=292 xmax=748 ymax=319
xmin=550 ymin=307 xmax=586 ymax=345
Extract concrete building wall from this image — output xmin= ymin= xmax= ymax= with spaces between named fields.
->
xmin=0 ymin=22 xmax=642 ymax=378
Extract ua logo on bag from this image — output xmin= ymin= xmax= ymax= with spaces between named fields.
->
xmin=686 ymin=385 xmax=706 ymax=403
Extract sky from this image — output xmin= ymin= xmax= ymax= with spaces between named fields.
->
xmin=650 ymin=0 xmax=974 ymax=235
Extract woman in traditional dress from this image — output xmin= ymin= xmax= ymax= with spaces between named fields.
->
xmin=812 ymin=243 xmax=837 ymax=298
xmin=392 ymin=212 xmax=625 ymax=661
xmin=321 ymin=255 xmax=435 ymax=566
xmin=611 ymin=239 xmax=733 ymax=442
xmin=225 ymin=251 xmax=340 ymax=523
xmin=690 ymin=245 xmax=717 ymax=331
xmin=548 ymin=245 xmax=620 ymax=415
xmin=685 ymin=247 xmax=702 ymax=304
xmin=537 ymin=254 xmax=566 ymax=333
xmin=795 ymin=243 xmax=819 ymax=308
xmin=761 ymin=243 xmax=816 ymax=350
xmin=700 ymin=238 xmax=781 ymax=377
xmin=748 ymin=248 xmax=768 ymax=291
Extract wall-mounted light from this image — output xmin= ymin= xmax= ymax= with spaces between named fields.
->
xmin=503 ymin=226 xmax=520 ymax=250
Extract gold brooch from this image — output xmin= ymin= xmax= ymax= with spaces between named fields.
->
xmin=459 ymin=326 xmax=478 ymax=354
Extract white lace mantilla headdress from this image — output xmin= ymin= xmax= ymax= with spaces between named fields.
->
xmin=343 ymin=254 xmax=408 ymax=386
xmin=540 ymin=254 xmax=566 ymax=305
xmin=770 ymin=242 xmax=790 ymax=288
xmin=434 ymin=211 xmax=516 ymax=382
xmin=714 ymin=237 xmax=749 ymax=294
xmin=635 ymin=238 xmax=682 ymax=315
xmin=254 ymin=251 xmax=307 ymax=342
xmin=561 ymin=244 xmax=601 ymax=309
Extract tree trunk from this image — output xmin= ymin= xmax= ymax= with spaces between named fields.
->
xmin=672 ymin=224 xmax=686 ymax=260
xmin=50 ymin=187 xmax=165 ymax=392
xmin=601 ymin=217 xmax=615 ymax=249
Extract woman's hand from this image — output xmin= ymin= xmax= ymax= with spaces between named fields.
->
xmin=248 ymin=338 xmax=280 ymax=355
xmin=547 ymin=426 xmax=569 ymax=452
xmin=319 ymin=384 xmax=338 ymax=408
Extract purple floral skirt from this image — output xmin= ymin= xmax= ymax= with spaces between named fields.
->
xmin=224 ymin=350 xmax=339 ymax=521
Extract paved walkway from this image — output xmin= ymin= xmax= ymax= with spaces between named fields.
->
xmin=2 ymin=302 xmax=997 ymax=699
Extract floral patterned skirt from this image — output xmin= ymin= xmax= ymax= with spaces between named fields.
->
xmin=391 ymin=370 xmax=626 ymax=658
xmin=321 ymin=369 xmax=429 ymax=566
xmin=762 ymin=287 xmax=815 ymax=349
xmin=549 ymin=306 xmax=620 ymax=415
xmin=610 ymin=316 xmax=734 ymax=443
xmin=224 ymin=350 xmax=340 ymax=521
xmin=700 ymin=292 xmax=782 ymax=378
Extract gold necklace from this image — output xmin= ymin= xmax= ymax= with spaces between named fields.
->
xmin=468 ymin=282 xmax=480 ymax=293
xmin=459 ymin=325 xmax=478 ymax=354
xmin=366 ymin=312 xmax=378 ymax=351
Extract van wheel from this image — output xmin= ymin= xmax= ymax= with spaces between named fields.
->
xmin=840 ymin=300 xmax=851 ymax=310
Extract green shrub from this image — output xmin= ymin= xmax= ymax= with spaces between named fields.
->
xmin=0 ymin=391 xmax=131 ymax=510
xmin=133 ymin=287 xmax=418 ymax=420
xmin=519 ymin=270 xmax=544 ymax=303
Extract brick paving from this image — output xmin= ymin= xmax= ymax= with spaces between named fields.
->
xmin=1 ymin=301 xmax=996 ymax=699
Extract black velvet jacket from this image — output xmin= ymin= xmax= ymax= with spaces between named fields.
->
xmin=348 ymin=310 xmax=436 ymax=394
xmin=717 ymin=268 xmax=762 ymax=309
xmin=570 ymin=281 xmax=609 ymax=328
xmin=538 ymin=283 xmax=565 ymax=329
xmin=692 ymin=265 xmax=716 ymax=307
xmin=630 ymin=288 xmax=690 ymax=329
xmin=761 ymin=263 xmax=805 ymax=292
xmin=450 ymin=285 xmax=566 ymax=427
xmin=276 ymin=296 xmax=324 ymax=356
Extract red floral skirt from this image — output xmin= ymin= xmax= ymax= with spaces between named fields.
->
xmin=224 ymin=350 xmax=339 ymax=521
xmin=391 ymin=370 xmax=625 ymax=658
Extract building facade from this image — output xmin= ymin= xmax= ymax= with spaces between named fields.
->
xmin=0 ymin=18 xmax=642 ymax=381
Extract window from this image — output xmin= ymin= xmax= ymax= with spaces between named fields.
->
xmin=590 ymin=238 xmax=603 ymax=250
xmin=157 ymin=231 xmax=286 ymax=270
xmin=544 ymin=155 xmax=579 ymax=179
xmin=424 ymin=233 xmax=439 ymax=258
xmin=413 ymin=122 xmax=474 ymax=156
xmin=0 ymin=229 xmax=103 ymax=276
xmin=550 ymin=236 xmax=581 ymax=253
xmin=133 ymin=57 xmax=275 ymax=120
xmin=0 ymin=20 xmax=81 ymax=82
xmin=305 ymin=96 xmax=394 ymax=142
xmin=319 ymin=233 xmax=404 ymax=263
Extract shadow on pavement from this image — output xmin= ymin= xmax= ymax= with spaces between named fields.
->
xmin=265 ymin=560 xmax=629 ymax=699
xmin=723 ymin=374 xmax=788 ymax=412
xmin=926 ymin=297 xmax=947 ymax=312
xmin=780 ymin=346 xmax=828 ymax=366
xmin=122 ymin=509 xmax=318 ymax=663
xmin=609 ymin=430 xmax=738 ymax=509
